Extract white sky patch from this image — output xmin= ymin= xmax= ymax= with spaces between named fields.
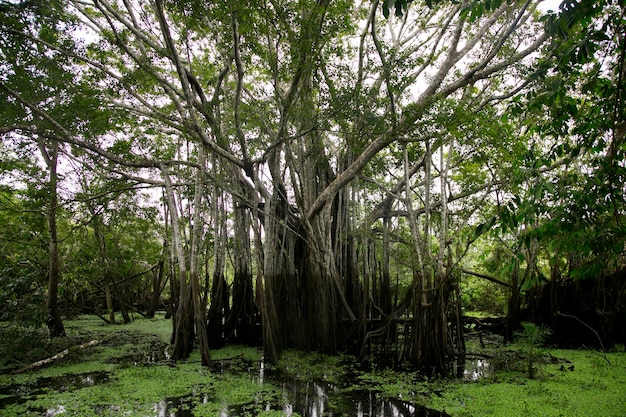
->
xmin=538 ymin=0 xmax=563 ymax=13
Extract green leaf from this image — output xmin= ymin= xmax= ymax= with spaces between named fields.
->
xmin=473 ymin=216 xmax=496 ymax=239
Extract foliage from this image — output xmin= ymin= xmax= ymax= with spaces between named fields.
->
xmin=460 ymin=277 xmax=507 ymax=315
xmin=488 ymin=0 xmax=626 ymax=284
xmin=515 ymin=322 xmax=552 ymax=379
xmin=0 ymin=189 xmax=48 ymax=327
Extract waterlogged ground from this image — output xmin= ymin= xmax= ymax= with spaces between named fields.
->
xmin=0 ymin=315 xmax=624 ymax=416
xmin=438 ymin=348 xmax=626 ymax=416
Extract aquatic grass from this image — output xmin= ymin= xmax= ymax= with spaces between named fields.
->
xmin=0 ymin=314 xmax=209 ymax=416
xmin=191 ymin=371 xmax=284 ymax=417
xmin=276 ymin=349 xmax=346 ymax=383
xmin=346 ymin=367 xmax=419 ymax=398
xmin=1 ymin=356 xmax=215 ymax=416
xmin=213 ymin=372 xmax=280 ymax=405
xmin=63 ymin=313 xmax=172 ymax=343
xmin=211 ymin=344 xmax=261 ymax=362
xmin=0 ymin=311 xmax=273 ymax=417
xmin=425 ymin=347 xmax=626 ymax=417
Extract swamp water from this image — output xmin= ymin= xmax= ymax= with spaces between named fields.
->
xmin=0 ymin=339 xmax=502 ymax=417
xmin=154 ymin=365 xmax=452 ymax=417
xmin=0 ymin=357 xmax=465 ymax=417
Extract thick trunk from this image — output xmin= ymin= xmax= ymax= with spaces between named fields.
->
xmin=403 ymin=143 xmax=455 ymax=374
xmin=207 ymin=267 xmax=228 ymax=348
xmin=261 ymin=184 xmax=289 ymax=362
xmin=207 ymin=184 xmax=228 ymax=349
xmin=224 ymin=198 xmax=259 ymax=345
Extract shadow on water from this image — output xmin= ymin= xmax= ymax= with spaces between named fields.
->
xmin=0 ymin=371 xmax=110 ymax=409
xmin=159 ymin=378 xmax=450 ymax=417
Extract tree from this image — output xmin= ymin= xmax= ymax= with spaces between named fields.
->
xmin=1 ymin=0 xmax=571 ymax=373
xmin=1 ymin=1 xmax=81 ymax=336
xmin=455 ymin=0 xmax=626 ymax=346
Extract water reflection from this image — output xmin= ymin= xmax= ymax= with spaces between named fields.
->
xmin=224 ymin=375 xmax=449 ymax=417
xmin=46 ymin=404 xmax=66 ymax=417
xmin=463 ymin=359 xmax=492 ymax=381
xmin=158 ymin=374 xmax=450 ymax=417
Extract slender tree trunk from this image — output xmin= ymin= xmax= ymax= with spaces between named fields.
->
xmin=104 ymin=282 xmax=114 ymax=323
xmin=381 ymin=208 xmax=393 ymax=317
xmin=146 ymin=246 xmax=167 ymax=318
xmin=162 ymin=168 xmax=194 ymax=361
xmin=506 ymin=259 xmax=521 ymax=342
xmin=189 ymin=146 xmax=212 ymax=365
xmin=90 ymin=209 xmax=115 ymax=324
xmin=163 ymin=198 xmax=177 ymax=321
xmin=38 ymin=139 xmax=65 ymax=337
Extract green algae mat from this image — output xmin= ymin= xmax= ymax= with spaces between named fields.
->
xmin=0 ymin=315 xmax=624 ymax=416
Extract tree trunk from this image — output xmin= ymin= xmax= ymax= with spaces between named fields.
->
xmin=402 ymin=141 xmax=454 ymax=374
xmin=146 ymin=250 xmax=166 ymax=318
xmin=207 ymin=186 xmax=228 ymax=349
xmin=224 ymin=191 xmax=259 ymax=345
xmin=188 ymin=145 xmax=211 ymax=365
xmin=104 ymin=282 xmax=114 ymax=323
xmin=261 ymin=182 xmax=290 ymax=362
xmin=381 ymin=210 xmax=393 ymax=317
xmin=38 ymin=138 xmax=65 ymax=338
xmin=162 ymin=168 xmax=194 ymax=361
xmin=90 ymin=209 xmax=115 ymax=324
xmin=506 ymin=259 xmax=521 ymax=342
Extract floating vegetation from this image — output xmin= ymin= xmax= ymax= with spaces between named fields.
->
xmin=1 ymin=315 xmax=624 ymax=416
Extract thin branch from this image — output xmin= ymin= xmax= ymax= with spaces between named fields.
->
xmin=461 ymin=268 xmax=512 ymax=288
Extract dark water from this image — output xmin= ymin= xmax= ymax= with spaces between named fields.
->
xmin=0 ymin=371 xmax=110 ymax=405
xmin=154 ymin=359 xmax=451 ymax=417
xmin=157 ymin=377 xmax=449 ymax=417
xmin=0 ymin=359 xmax=475 ymax=416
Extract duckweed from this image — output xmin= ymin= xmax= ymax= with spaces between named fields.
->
xmin=1 ymin=315 xmax=624 ymax=416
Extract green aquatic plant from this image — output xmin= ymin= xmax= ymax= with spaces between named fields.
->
xmin=2 ymin=315 xmax=624 ymax=417
xmin=516 ymin=322 xmax=552 ymax=379
xmin=425 ymin=347 xmax=626 ymax=417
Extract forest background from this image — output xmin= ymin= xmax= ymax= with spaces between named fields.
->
xmin=1 ymin=0 xmax=625 ymax=376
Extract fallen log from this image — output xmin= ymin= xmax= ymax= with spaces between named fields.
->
xmin=11 ymin=340 xmax=101 ymax=375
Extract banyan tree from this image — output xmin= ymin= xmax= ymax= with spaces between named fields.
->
xmin=0 ymin=0 xmax=561 ymax=374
